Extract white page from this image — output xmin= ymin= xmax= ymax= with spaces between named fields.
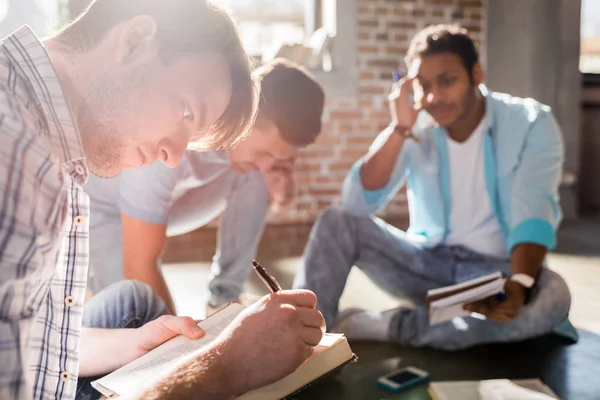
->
xmin=427 ymin=272 xmax=503 ymax=296
xmin=429 ymin=279 xmax=505 ymax=325
xmin=94 ymin=303 xmax=245 ymax=396
xmin=431 ymin=278 xmax=505 ymax=308
xmin=431 ymin=379 xmax=558 ymax=400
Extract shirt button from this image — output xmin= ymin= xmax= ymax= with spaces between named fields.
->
xmin=60 ymin=371 xmax=71 ymax=383
xmin=74 ymin=216 xmax=85 ymax=226
xmin=75 ymin=165 xmax=85 ymax=175
xmin=65 ymin=296 xmax=76 ymax=307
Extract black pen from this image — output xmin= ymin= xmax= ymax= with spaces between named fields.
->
xmin=252 ymin=260 xmax=282 ymax=293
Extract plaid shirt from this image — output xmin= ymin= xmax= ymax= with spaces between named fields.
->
xmin=0 ymin=27 xmax=89 ymax=400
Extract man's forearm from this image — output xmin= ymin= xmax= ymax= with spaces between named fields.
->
xmin=510 ymin=243 xmax=547 ymax=278
xmin=125 ymin=262 xmax=176 ymax=314
xmin=79 ymin=327 xmax=144 ymax=377
xmin=360 ymin=126 xmax=406 ymax=191
xmin=140 ymin=345 xmax=234 ymax=400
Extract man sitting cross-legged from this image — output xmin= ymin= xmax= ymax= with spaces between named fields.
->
xmin=293 ymin=24 xmax=577 ymax=351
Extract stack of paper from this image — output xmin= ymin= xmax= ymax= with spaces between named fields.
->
xmin=429 ymin=378 xmax=559 ymax=400
xmin=426 ymin=272 xmax=505 ymax=325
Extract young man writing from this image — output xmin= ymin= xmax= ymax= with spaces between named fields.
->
xmin=0 ymin=1 xmax=325 ymax=400
xmin=84 ymin=58 xmax=325 ymax=315
xmin=294 ymin=24 xmax=576 ymax=350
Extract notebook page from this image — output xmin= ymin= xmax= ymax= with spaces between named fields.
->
xmin=431 ymin=278 xmax=505 ymax=308
xmin=427 ymin=272 xmax=503 ymax=296
xmin=94 ymin=303 xmax=245 ymax=395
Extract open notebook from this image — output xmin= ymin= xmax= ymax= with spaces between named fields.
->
xmin=426 ymin=272 xmax=506 ymax=325
xmin=92 ymin=303 xmax=356 ymax=399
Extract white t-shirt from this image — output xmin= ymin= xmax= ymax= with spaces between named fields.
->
xmin=444 ymin=115 xmax=507 ymax=258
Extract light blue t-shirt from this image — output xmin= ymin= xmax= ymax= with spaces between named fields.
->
xmin=84 ymin=150 xmax=270 ymax=293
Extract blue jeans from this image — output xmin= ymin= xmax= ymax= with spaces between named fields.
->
xmin=75 ymin=281 xmax=170 ymax=400
xmin=293 ymin=207 xmax=575 ymax=350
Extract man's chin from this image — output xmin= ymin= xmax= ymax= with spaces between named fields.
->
xmin=87 ymin=161 xmax=124 ymax=179
xmin=430 ymin=115 xmax=458 ymax=129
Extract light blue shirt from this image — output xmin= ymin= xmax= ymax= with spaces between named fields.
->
xmin=84 ymin=151 xmax=270 ymax=294
xmin=341 ymin=85 xmax=564 ymax=254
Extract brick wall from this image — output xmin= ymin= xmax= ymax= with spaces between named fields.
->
xmin=164 ymin=0 xmax=485 ymax=260
xmin=270 ymin=0 xmax=485 ymax=224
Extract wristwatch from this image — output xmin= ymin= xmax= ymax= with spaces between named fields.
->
xmin=509 ymin=273 xmax=536 ymax=289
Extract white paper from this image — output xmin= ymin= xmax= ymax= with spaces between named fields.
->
xmin=429 ymin=278 xmax=505 ymax=325
xmin=427 ymin=272 xmax=503 ymax=296
xmin=479 ymin=379 xmax=557 ymax=400
xmin=431 ymin=379 xmax=558 ymax=400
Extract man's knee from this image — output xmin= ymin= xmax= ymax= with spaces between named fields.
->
xmin=314 ymin=207 xmax=359 ymax=232
xmin=126 ymin=280 xmax=157 ymax=303
xmin=535 ymin=269 xmax=572 ymax=323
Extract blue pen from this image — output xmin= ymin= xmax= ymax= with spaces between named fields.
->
xmin=392 ymin=69 xmax=401 ymax=82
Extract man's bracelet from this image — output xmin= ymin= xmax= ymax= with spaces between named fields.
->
xmin=391 ymin=124 xmax=412 ymax=139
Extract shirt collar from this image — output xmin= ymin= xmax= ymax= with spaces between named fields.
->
xmin=1 ymin=26 xmax=88 ymax=183
xmin=479 ymin=84 xmax=495 ymax=134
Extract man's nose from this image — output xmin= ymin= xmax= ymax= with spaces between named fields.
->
xmin=158 ymin=138 xmax=188 ymax=168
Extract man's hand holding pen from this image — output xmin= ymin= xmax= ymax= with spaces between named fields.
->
xmin=208 ymin=260 xmax=325 ymax=396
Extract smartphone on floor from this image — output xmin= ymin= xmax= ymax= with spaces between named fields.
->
xmin=377 ymin=366 xmax=430 ymax=393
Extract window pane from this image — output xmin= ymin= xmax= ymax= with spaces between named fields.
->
xmin=581 ymin=0 xmax=600 ymax=73
xmin=214 ymin=0 xmax=308 ymax=60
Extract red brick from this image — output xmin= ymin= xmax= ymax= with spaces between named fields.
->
xmin=340 ymin=148 xmax=370 ymax=159
xmin=359 ymin=86 xmax=385 ymax=95
xmin=463 ymin=25 xmax=481 ymax=32
xmin=367 ymin=59 xmax=400 ymax=68
xmin=370 ymin=111 xmax=392 ymax=121
xmin=329 ymin=110 xmax=363 ymax=120
xmin=328 ymin=161 xmax=356 ymax=172
xmin=358 ymin=19 xmax=379 ymax=28
xmin=360 ymin=72 xmax=375 ymax=80
xmin=310 ymin=188 xmax=341 ymax=197
xmin=392 ymin=8 xmax=408 ymax=16
xmin=296 ymin=202 xmax=313 ymax=211
xmin=387 ymin=21 xmax=416 ymax=30
xmin=358 ymin=45 xmax=379 ymax=53
xmin=386 ymin=46 xmax=408 ymax=55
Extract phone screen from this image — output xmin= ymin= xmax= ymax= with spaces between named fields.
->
xmin=387 ymin=371 xmax=421 ymax=385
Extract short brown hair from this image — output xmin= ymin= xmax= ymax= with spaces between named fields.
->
xmin=254 ymin=58 xmax=325 ymax=147
xmin=59 ymin=0 xmax=258 ymax=150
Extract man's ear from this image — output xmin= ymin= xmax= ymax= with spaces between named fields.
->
xmin=471 ymin=62 xmax=484 ymax=86
xmin=115 ymin=15 xmax=158 ymax=65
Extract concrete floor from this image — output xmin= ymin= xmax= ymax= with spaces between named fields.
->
xmin=163 ymin=218 xmax=600 ymax=334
